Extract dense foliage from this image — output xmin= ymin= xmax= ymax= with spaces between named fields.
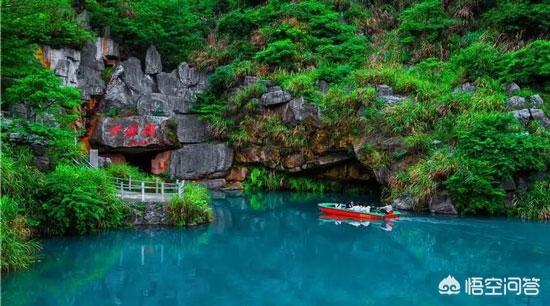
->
xmin=167 ymin=183 xmax=213 ymax=226
xmin=40 ymin=165 xmax=129 ymax=235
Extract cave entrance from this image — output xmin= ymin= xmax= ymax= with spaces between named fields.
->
xmin=123 ymin=151 xmax=160 ymax=173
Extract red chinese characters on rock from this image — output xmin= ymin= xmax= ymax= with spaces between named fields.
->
xmin=141 ymin=123 xmax=157 ymax=138
xmin=124 ymin=123 xmax=139 ymax=138
xmin=108 ymin=124 xmax=122 ymax=136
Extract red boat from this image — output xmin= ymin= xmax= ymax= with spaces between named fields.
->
xmin=318 ymin=203 xmax=400 ymax=220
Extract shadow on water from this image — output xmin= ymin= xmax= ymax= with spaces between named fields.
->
xmin=2 ymin=191 xmax=549 ymax=306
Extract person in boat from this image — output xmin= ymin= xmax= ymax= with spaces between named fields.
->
xmin=377 ymin=204 xmax=393 ymax=214
xmin=346 ymin=201 xmax=355 ymax=208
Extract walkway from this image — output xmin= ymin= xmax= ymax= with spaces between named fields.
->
xmin=112 ymin=176 xmax=185 ymax=203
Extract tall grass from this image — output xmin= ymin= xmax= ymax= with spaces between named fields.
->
xmin=167 ymin=183 xmax=213 ymax=226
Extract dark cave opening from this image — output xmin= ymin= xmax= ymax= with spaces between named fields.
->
xmin=123 ymin=151 xmax=160 ymax=173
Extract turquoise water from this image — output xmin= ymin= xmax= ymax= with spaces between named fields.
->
xmin=2 ymin=191 xmax=549 ymax=306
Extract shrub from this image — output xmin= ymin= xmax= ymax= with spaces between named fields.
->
xmin=499 ymin=40 xmax=550 ymax=87
xmin=444 ymin=113 xmax=548 ymax=215
xmin=255 ymin=39 xmax=300 ymax=70
xmin=208 ymin=65 xmax=237 ymax=93
xmin=398 ymin=0 xmax=457 ymax=61
xmin=0 ymin=196 xmax=41 ymax=271
xmin=482 ymin=0 xmax=550 ymax=39
xmin=167 ymin=183 xmax=213 ymax=226
xmin=450 ymin=42 xmax=502 ymax=81
xmin=218 ymin=10 xmax=256 ymax=40
xmin=514 ymin=179 xmax=550 ymax=220
xmin=40 ymin=165 xmax=128 ymax=235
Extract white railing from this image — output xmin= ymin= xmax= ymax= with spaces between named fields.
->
xmin=111 ymin=176 xmax=185 ymax=202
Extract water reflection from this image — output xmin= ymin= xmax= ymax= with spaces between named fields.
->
xmin=319 ymin=214 xmax=396 ymax=231
xmin=2 ymin=191 xmax=549 ymax=306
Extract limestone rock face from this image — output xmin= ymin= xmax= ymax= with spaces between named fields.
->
xmin=169 ymin=143 xmax=234 ymax=179
xmin=121 ymin=57 xmax=154 ymax=94
xmin=260 ymin=86 xmax=292 ymax=106
xmin=177 ymin=62 xmax=207 ymax=88
xmin=156 ymin=71 xmax=185 ymax=96
xmin=176 ymin=115 xmax=211 ymax=143
xmin=145 ymin=45 xmax=162 ymax=74
xmin=43 ymin=46 xmax=81 ymax=87
xmin=136 ymin=93 xmax=193 ymax=116
xmin=80 ymin=41 xmax=104 ymax=71
xmin=77 ymin=65 xmax=105 ymax=98
xmin=92 ymin=116 xmax=178 ymax=150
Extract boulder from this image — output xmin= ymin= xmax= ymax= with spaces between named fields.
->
xmin=429 ymin=191 xmax=457 ymax=215
xmin=176 ymin=114 xmax=211 ymax=143
xmin=157 ymin=71 xmax=185 ymax=96
xmin=376 ymin=84 xmax=394 ymax=96
xmin=244 ymin=76 xmax=259 ymax=86
xmin=506 ymin=96 xmax=527 ymax=109
xmin=177 ymin=62 xmax=207 ymax=88
xmin=137 ymin=93 xmax=175 ymax=116
xmin=530 ymin=94 xmax=544 ymax=107
xmin=511 ymin=108 xmax=550 ymax=127
xmin=530 ymin=109 xmax=550 ymax=127
xmin=376 ymin=84 xmax=406 ymax=104
xmin=453 ymin=82 xmax=476 ymax=93
xmin=506 ymin=83 xmax=521 ymax=94
xmin=226 ymin=166 xmax=248 ymax=182
xmin=77 ymin=65 xmax=105 ymax=99
xmin=121 ymin=57 xmax=154 ymax=94
xmin=392 ymin=197 xmax=414 ymax=210
xmin=278 ymin=97 xmax=321 ymax=127
xmin=260 ymin=87 xmax=292 ymax=106
xmin=93 ymin=116 xmax=178 ymax=150
xmin=145 ymin=45 xmax=162 ymax=74
xmin=104 ymin=70 xmax=134 ymax=111
xmin=169 ymin=142 xmax=234 ymax=179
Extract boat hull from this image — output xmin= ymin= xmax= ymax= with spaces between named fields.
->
xmin=318 ymin=203 xmax=400 ymax=220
